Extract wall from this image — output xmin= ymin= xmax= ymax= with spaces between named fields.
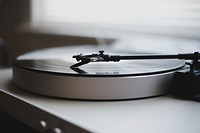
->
xmin=0 ymin=0 xmax=97 ymax=66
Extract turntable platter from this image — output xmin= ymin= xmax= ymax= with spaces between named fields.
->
xmin=12 ymin=46 xmax=185 ymax=100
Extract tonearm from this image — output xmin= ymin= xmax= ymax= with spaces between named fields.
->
xmin=71 ymin=51 xmax=200 ymax=72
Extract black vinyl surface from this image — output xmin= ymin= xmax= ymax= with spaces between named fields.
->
xmin=14 ymin=59 xmax=185 ymax=77
xmin=14 ymin=47 xmax=185 ymax=77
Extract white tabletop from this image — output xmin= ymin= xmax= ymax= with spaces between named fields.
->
xmin=0 ymin=68 xmax=200 ymax=133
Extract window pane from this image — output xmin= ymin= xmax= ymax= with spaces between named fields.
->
xmin=31 ymin=0 xmax=200 ymax=39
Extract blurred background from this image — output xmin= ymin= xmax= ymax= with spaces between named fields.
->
xmin=1 ymin=0 xmax=200 ymax=66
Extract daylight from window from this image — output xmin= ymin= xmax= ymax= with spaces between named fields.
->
xmin=31 ymin=0 xmax=200 ymax=39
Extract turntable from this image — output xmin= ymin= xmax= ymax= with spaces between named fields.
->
xmin=12 ymin=46 xmax=200 ymax=100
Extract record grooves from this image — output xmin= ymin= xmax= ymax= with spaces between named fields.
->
xmin=13 ymin=59 xmax=185 ymax=77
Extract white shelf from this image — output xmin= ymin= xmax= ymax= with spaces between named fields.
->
xmin=0 ymin=68 xmax=200 ymax=133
